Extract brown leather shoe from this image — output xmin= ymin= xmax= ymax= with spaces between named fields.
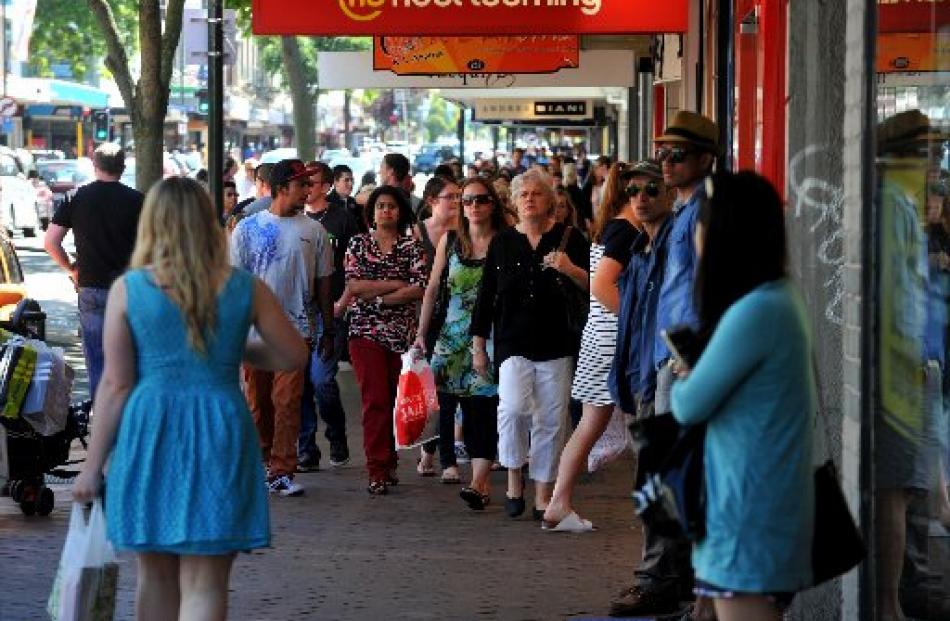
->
xmin=609 ymin=584 xmax=681 ymax=617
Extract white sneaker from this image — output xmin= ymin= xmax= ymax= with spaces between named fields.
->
xmin=267 ymin=474 xmax=304 ymax=497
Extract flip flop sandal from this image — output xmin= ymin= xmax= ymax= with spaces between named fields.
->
xmin=541 ymin=511 xmax=595 ymax=533
xmin=416 ymin=459 xmax=436 ymax=477
xmin=460 ymin=486 xmax=488 ymax=510
xmin=440 ymin=470 xmax=462 ymax=484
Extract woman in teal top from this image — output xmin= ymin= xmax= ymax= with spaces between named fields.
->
xmin=416 ymin=177 xmax=507 ymax=510
xmin=73 ymin=178 xmax=308 ymax=620
xmin=670 ymin=172 xmax=815 ymax=620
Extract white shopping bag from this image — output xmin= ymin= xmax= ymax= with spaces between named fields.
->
xmin=588 ymin=408 xmax=633 ymax=473
xmin=47 ymin=500 xmax=118 ymax=621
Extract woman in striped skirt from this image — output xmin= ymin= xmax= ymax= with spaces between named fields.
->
xmin=542 ymin=162 xmax=663 ymax=532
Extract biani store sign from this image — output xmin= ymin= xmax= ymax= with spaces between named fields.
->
xmin=252 ymin=0 xmax=688 ymax=36
xmin=474 ymin=99 xmax=593 ymax=122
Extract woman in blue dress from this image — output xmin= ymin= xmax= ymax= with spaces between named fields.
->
xmin=73 ymin=177 xmax=308 ymax=620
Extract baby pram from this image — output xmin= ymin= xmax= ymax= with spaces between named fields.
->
xmin=0 ymin=299 xmax=91 ymax=516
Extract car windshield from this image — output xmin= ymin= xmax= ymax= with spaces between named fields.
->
xmin=38 ymin=161 xmax=91 ymax=183
xmin=0 ymin=154 xmax=20 ymax=176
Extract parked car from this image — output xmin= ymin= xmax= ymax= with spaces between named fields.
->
xmin=260 ymin=148 xmax=298 ymax=164
xmin=0 ymin=147 xmax=41 ymax=237
xmin=413 ymin=144 xmax=456 ymax=174
xmin=320 ymin=148 xmax=351 ymax=162
xmin=36 ymin=159 xmax=94 ymax=213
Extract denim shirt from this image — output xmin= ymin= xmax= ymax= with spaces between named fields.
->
xmin=609 ymin=215 xmax=674 ymax=412
xmin=654 ymin=182 xmax=705 ymax=367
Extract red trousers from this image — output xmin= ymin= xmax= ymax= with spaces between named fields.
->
xmin=348 ymin=337 xmax=402 ymax=482
xmin=243 ymin=365 xmax=305 ymax=477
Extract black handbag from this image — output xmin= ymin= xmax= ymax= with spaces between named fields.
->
xmin=810 ymin=358 xmax=866 ymax=586
xmin=554 ymin=225 xmax=589 ymax=338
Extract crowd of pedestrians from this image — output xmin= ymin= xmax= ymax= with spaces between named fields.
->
xmin=59 ymin=110 xmax=829 ymax=620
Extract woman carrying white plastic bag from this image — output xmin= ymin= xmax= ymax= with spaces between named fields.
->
xmin=70 ymin=178 xmax=307 ymax=621
xmin=48 ymin=500 xmax=118 ymax=621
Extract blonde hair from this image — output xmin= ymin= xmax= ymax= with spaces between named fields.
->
xmin=562 ymin=162 xmax=578 ymax=187
xmin=130 ymin=177 xmax=229 ymax=355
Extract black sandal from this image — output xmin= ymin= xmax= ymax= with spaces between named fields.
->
xmin=367 ymin=480 xmax=387 ymax=495
xmin=460 ymin=487 xmax=489 ymax=510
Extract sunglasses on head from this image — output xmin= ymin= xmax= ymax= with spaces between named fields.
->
xmin=461 ymin=194 xmax=493 ymax=206
xmin=654 ymin=146 xmax=692 ymax=164
xmin=625 ymin=182 xmax=660 ymax=198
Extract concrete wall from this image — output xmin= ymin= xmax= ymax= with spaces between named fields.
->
xmin=784 ymin=1 xmax=854 ymax=619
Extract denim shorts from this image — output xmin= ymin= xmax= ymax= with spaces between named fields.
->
xmin=694 ymin=580 xmax=796 ymax=611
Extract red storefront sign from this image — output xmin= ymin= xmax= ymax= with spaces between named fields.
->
xmin=252 ymin=0 xmax=688 ymax=36
xmin=878 ymin=1 xmax=950 ymax=33
xmin=374 ymin=36 xmax=579 ymax=74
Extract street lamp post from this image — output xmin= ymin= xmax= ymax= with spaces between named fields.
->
xmin=207 ymin=0 xmax=224 ymax=220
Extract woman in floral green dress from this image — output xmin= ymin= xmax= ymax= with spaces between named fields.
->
xmin=415 ymin=178 xmax=508 ymax=510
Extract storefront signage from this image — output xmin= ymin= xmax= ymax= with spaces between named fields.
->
xmin=877 ymin=32 xmax=950 ymax=72
xmin=252 ymin=0 xmax=688 ymax=35
xmin=318 ymin=50 xmax=636 ymax=89
xmin=878 ymin=0 xmax=950 ymax=33
xmin=374 ymin=36 xmax=579 ymax=75
xmin=474 ymin=98 xmax=592 ymax=121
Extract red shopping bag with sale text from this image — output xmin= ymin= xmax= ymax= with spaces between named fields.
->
xmin=393 ymin=348 xmax=440 ymax=449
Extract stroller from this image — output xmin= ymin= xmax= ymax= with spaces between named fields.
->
xmin=0 ymin=299 xmax=91 ymax=516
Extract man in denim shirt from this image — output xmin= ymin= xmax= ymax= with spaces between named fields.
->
xmin=609 ymin=112 xmax=719 ymax=619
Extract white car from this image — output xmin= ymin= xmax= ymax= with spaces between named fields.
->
xmin=0 ymin=147 xmax=41 ymax=237
xmin=259 ymin=148 xmax=298 ymax=164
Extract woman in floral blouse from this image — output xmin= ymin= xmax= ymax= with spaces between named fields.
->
xmin=345 ymin=186 xmax=427 ymax=495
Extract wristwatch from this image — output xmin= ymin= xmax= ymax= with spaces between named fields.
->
xmin=375 ymin=295 xmax=384 ymax=308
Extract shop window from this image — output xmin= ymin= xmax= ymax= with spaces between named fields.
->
xmin=873 ymin=4 xmax=950 ymax=620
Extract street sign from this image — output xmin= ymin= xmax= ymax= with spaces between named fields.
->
xmin=182 ymin=8 xmax=238 ymax=66
xmin=0 ymin=98 xmax=16 ymax=117
xmin=253 ymin=0 xmax=688 ymax=35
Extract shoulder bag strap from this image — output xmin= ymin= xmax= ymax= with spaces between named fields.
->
xmin=558 ymin=225 xmax=573 ymax=253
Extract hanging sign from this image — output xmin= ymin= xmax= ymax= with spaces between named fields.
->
xmin=374 ymin=36 xmax=579 ymax=75
xmin=474 ymin=98 xmax=592 ymax=121
xmin=878 ymin=0 xmax=950 ymax=33
xmin=877 ymin=32 xmax=950 ymax=73
xmin=252 ymin=0 xmax=688 ymax=36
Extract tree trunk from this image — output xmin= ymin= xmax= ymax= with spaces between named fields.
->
xmin=281 ymin=36 xmax=315 ymax=162
xmin=88 ymin=0 xmax=184 ymax=192
xmin=344 ymin=89 xmax=352 ymax=152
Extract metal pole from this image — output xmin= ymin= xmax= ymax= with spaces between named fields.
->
xmin=1 ymin=0 xmax=6 ymax=98
xmin=716 ymin=0 xmax=735 ymax=170
xmin=208 ymin=0 xmax=224 ymax=220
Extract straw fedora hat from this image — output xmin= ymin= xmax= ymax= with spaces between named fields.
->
xmin=877 ymin=109 xmax=948 ymax=155
xmin=655 ymin=111 xmax=720 ymax=153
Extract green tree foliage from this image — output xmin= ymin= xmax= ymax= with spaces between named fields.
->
xmin=426 ymin=96 xmax=455 ymax=142
xmin=226 ymin=0 xmax=369 ymax=158
xmin=30 ymin=0 xmax=138 ymax=80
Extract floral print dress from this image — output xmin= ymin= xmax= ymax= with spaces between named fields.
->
xmin=430 ymin=247 xmax=497 ymax=397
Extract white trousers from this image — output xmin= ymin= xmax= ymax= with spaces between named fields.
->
xmin=497 ymin=355 xmax=573 ymax=483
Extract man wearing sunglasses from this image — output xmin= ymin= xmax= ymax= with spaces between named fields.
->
xmin=610 ymin=112 xmax=719 ymax=620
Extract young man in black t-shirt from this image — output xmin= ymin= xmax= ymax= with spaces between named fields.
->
xmin=44 ymin=143 xmax=144 ymax=399
xmin=297 ymin=162 xmax=361 ymax=470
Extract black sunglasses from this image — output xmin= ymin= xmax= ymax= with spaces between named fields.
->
xmin=654 ymin=146 xmax=692 ymax=164
xmin=461 ymin=194 xmax=493 ymax=206
xmin=625 ymin=182 xmax=660 ymax=198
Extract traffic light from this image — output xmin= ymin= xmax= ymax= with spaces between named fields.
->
xmin=91 ymin=110 xmax=110 ymax=142
xmin=196 ymin=89 xmax=209 ymax=115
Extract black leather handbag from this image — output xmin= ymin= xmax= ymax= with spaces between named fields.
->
xmin=554 ymin=225 xmax=589 ymax=339
xmin=810 ymin=358 xmax=866 ymax=586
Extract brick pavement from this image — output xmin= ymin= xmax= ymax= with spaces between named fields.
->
xmin=0 ymin=362 xmax=645 ymax=621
